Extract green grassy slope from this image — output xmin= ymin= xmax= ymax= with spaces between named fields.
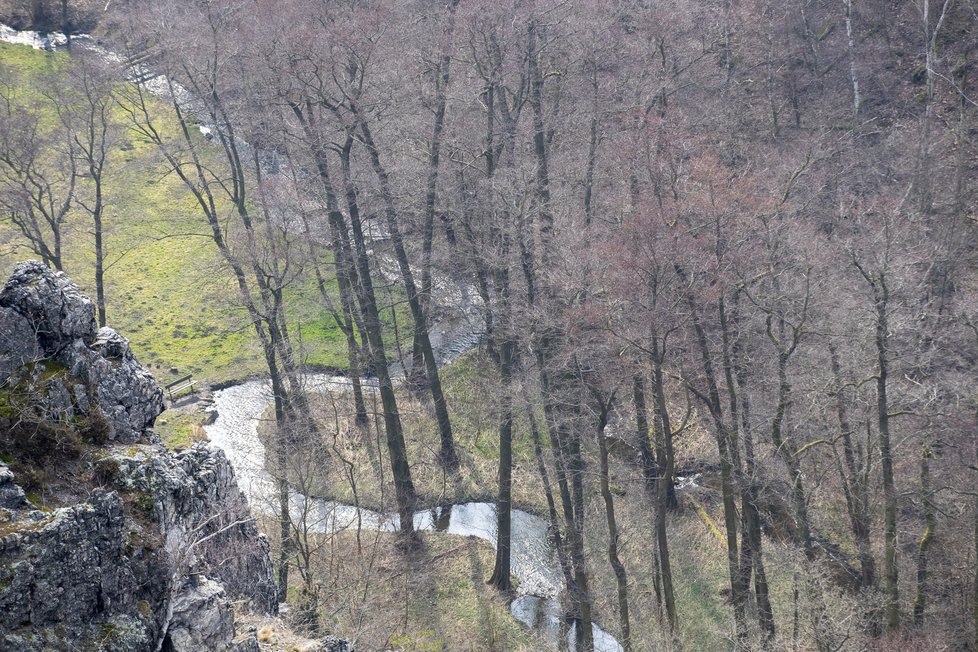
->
xmin=0 ymin=41 xmax=406 ymax=385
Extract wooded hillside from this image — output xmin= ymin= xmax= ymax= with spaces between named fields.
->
xmin=1 ymin=0 xmax=976 ymax=650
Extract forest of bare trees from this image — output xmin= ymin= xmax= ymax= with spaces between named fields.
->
xmin=2 ymin=0 xmax=977 ymax=649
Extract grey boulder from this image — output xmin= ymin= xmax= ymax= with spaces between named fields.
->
xmin=0 ymin=261 xmax=164 ymax=441
xmin=166 ymin=576 xmax=235 ymax=652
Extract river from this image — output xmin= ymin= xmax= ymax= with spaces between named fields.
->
xmin=204 ymin=373 xmax=624 ymax=652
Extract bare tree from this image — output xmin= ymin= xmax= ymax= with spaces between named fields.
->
xmin=0 ymin=66 xmax=77 ymax=272
xmin=59 ymin=52 xmax=118 ymax=326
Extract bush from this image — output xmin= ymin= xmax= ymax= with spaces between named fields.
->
xmin=0 ymin=414 xmax=84 ymax=463
xmin=79 ymin=409 xmax=110 ymax=446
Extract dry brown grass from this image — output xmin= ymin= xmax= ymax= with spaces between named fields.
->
xmin=294 ymin=530 xmax=544 ymax=651
xmin=255 ymin=350 xmax=885 ymax=650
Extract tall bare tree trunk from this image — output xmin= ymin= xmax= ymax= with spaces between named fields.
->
xmin=595 ymin=391 xmax=631 ymax=651
xmin=414 ymin=0 xmax=460 ymax=391
xmin=539 ymin=358 xmax=593 ymax=651
xmin=633 ymin=374 xmax=656 ymax=490
xmin=913 ymin=447 xmax=935 ymax=627
xmin=853 ymin=252 xmax=900 ymax=633
xmin=356 ymin=114 xmax=458 ymax=469
xmin=728 ymin=296 xmax=774 ymax=640
xmin=843 ymin=0 xmax=861 ymax=116
xmin=526 ymin=17 xmax=594 ymax=650
xmin=583 ymin=66 xmax=599 ymax=227
xmin=528 ymin=403 xmax=575 ymax=594
xmin=339 ymin=133 xmax=418 ymax=536
xmin=488 ymin=330 xmax=515 ymax=591
xmin=649 ymin=335 xmax=678 ymax=632
xmin=829 ymin=344 xmax=876 ymax=590
xmin=876 ymin=281 xmax=900 ymax=632
xmin=969 ymin=319 xmax=978 ymax=648
xmin=684 ymin=285 xmax=749 ymax=644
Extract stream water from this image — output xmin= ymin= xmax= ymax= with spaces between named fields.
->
xmin=205 ymin=374 xmax=623 ymax=652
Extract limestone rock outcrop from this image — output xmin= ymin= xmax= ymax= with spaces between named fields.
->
xmin=0 ymin=305 xmax=38 ymax=379
xmin=0 ymin=489 xmax=160 ymax=652
xmin=104 ymin=443 xmax=278 ymax=614
xmin=166 ymin=576 xmax=236 ymax=652
xmin=0 ymin=261 xmax=276 ymax=652
xmin=0 ymin=260 xmax=164 ymax=441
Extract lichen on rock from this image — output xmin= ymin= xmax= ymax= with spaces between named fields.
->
xmin=0 ymin=261 xmax=165 ymax=442
xmin=0 ymin=262 xmax=276 ymax=651
xmin=165 ymin=575 xmax=235 ymax=652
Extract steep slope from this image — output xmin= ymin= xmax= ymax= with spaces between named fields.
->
xmin=0 ymin=261 xmax=276 ymax=652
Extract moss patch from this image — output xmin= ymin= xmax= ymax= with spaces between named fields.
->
xmin=155 ymin=411 xmax=208 ymax=450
